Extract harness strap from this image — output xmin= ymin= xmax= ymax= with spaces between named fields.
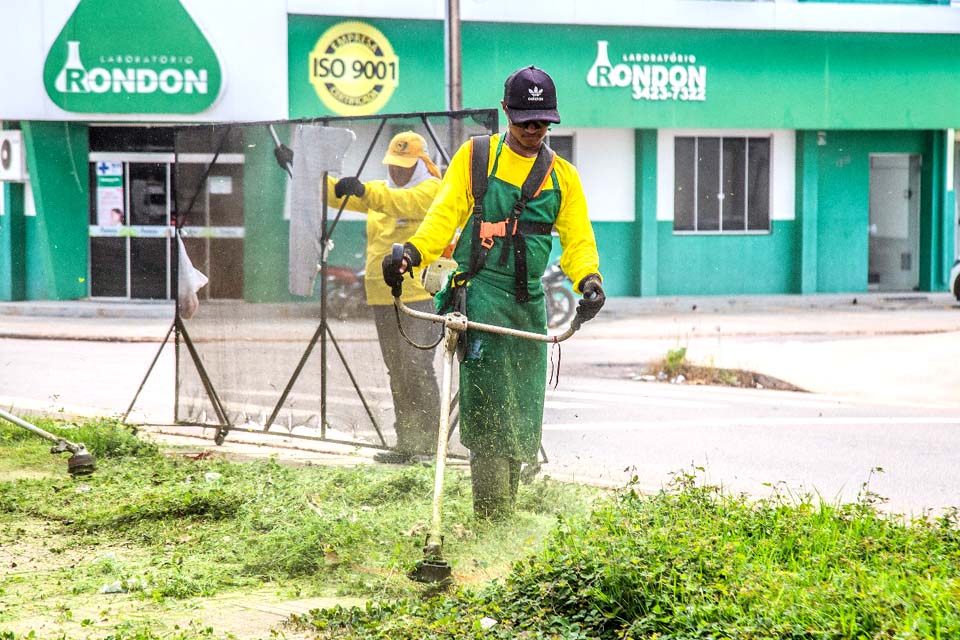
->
xmin=455 ymin=135 xmax=556 ymax=304
xmin=505 ymin=144 xmax=556 ymax=302
xmin=456 ymin=135 xmax=492 ymax=288
xmin=479 ymin=220 xmax=553 ymax=248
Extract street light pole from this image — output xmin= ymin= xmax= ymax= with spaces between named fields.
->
xmin=445 ymin=0 xmax=463 ymax=158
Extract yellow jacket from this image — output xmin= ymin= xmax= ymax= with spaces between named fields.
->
xmin=407 ymin=134 xmax=601 ymax=292
xmin=326 ymin=175 xmax=439 ymax=305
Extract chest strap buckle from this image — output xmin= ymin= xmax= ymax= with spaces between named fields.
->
xmin=479 ymin=219 xmax=520 ymax=249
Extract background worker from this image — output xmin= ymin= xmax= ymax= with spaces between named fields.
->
xmin=383 ymin=66 xmax=605 ymax=518
xmin=329 ymin=131 xmax=442 ymax=464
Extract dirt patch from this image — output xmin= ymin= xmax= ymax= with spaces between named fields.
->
xmin=1 ymin=588 xmax=364 ymax=640
xmin=0 ymin=518 xmax=364 ymax=640
xmin=0 ymin=518 xmax=119 ymax=576
xmin=585 ymin=362 xmax=806 ymax=392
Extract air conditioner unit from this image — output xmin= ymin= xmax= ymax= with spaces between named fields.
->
xmin=0 ymin=131 xmax=28 ymax=182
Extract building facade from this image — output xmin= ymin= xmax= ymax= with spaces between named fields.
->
xmin=2 ymin=0 xmax=959 ymax=301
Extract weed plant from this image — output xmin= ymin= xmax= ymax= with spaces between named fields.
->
xmin=300 ymin=469 xmax=960 ymax=639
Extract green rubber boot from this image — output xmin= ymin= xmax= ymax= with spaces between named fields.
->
xmin=470 ymin=455 xmax=522 ymax=520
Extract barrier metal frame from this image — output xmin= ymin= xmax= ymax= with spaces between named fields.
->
xmin=125 ymin=109 xmax=500 ymax=452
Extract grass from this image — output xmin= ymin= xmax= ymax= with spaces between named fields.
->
xmin=0 ymin=416 xmax=599 ymax=639
xmin=297 ymin=469 xmax=960 ymax=639
xmin=4 ymin=418 xmax=960 ymax=639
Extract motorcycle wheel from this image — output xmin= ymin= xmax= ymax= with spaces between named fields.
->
xmin=545 ymin=285 xmax=576 ymax=328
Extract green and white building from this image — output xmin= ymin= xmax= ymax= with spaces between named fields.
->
xmin=2 ymin=0 xmax=960 ymax=301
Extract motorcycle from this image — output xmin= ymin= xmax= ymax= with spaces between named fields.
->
xmin=542 ymin=259 xmax=576 ymax=329
xmin=323 ymin=252 xmax=370 ymax=319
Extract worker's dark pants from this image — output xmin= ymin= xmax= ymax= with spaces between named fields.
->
xmin=470 ymin=455 xmax=522 ymax=519
xmin=372 ymin=300 xmax=441 ymax=455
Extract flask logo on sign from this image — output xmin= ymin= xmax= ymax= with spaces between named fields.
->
xmin=586 ymin=40 xmax=706 ymax=103
xmin=43 ymin=0 xmax=222 ymax=114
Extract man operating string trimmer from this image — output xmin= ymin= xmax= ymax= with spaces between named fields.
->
xmin=383 ymin=65 xmax=605 ymax=519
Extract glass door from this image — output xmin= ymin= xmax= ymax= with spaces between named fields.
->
xmin=868 ymin=154 xmax=921 ymax=292
xmin=129 ymin=162 xmax=171 ymax=298
xmin=88 ymin=152 xmax=174 ymax=299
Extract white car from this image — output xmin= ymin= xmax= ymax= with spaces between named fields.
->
xmin=952 ymin=259 xmax=960 ymax=302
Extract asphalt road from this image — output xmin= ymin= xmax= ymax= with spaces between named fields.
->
xmin=2 ymin=294 xmax=960 ymax=515
xmin=542 ymin=373 xmax=960 ymax=516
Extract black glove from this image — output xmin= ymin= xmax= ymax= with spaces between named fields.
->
xmin=381 ymin=243 xmax=422 ymax=297
xmin=574 ymin=274 xmax=605 ymax=325
xmin=273 ymin=144 xmax=293 ymax=175
xmin=334 ymin=176 xmax=366 ymax=199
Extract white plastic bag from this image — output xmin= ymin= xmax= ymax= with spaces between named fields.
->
xmin=177 ymin=235 xmax=209 ymax=319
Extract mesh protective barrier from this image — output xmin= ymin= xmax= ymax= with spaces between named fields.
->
xmin=172 ymin=112 xmax=498 ymax=451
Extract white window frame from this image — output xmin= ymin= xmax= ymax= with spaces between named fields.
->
xmin=657 ymin=128 xmax=795 ymax=231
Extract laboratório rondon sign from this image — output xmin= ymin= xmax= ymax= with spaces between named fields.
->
xmin=42 ymin=0 xmax=222 ymax=114
xmin=309 ymin=21 xmax=400 ymax=116
xmin=586 ymin=40 xmax=706 ymax=102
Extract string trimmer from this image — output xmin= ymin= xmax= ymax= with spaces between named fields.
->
xmin=0 ymin=409 xmax=96 ymax=476
xmin=387 ymin=244 xmax=589 ymax=584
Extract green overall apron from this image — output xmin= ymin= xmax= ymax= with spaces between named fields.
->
xmin=441 ymin=135 xmax=560 ymax=465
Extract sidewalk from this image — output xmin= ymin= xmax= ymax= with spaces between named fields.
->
xmin=0 ymin=292 xmax=958 ymax=340
xmin=1 ymin=292 xmax=958 ymax=414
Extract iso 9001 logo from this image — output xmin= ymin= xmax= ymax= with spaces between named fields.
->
xmin=309 ymin=21 xmax=399 ymax=116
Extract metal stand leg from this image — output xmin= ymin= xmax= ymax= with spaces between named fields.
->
xmin=177 ymin=318 xmax=232 ymax=445
xmin=122 ymin=319 xmax=175 ymax=428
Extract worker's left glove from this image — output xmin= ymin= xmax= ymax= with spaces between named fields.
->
xmin=575 ymin=274 xmax=605 ymax=324
xmin=334 ymin=176 xmax=366 ymax=199
xmin=274 ymin=144 xmax=293 ymax=175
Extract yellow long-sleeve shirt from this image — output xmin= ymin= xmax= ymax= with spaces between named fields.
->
xmin=407 ymin=134 xmax=601 ymax=292
xmin=326 ymin=175 xmax=440 ymax=305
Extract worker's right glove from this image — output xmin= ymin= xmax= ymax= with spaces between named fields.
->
xmin=381 ymin=242 xmax=422 ymax=297
xmin=334 ymin=176 xmax=366 ymax=199
xmin=575 ymin=274 xmax=605 ymax=325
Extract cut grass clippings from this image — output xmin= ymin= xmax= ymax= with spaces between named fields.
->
xmin=0 ymin=416 xmax=599 ymax=639
xmin=4 ymin=418 xmax=960 ymax=639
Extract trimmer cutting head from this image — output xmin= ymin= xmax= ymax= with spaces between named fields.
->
xmin=407 ymin=538 xmax=453 ymax=585
xmin=66 ymin=447 xmax=97 ymax=476
xmin=408 ymin=558 xmax=453 ymax=584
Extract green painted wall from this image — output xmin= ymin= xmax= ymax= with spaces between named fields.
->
xmin=637 ymin=130 xmax=659 ymax=297
xmin=327 ymin=221 xmax=368 ymax=270
xmin=638 ymin=129 xmax=948 ymax=297
xmin=21 ymin=121 xmax=89 ymax=300
xmin=0 ymin=182 xmax=27 ymax=301
xmin=655 ymin=221 xmax=801 ymax=296
xmin=567 ymin=132 xmax=650 ymax=299
xmin=812 ymin=130 xmax=930 ymax=293
xmin=591 ymin=222 xmax=635 ymax=297
xmin=919 ymin=130 xmax=954 ymax=291
xmin=797 ymin=130 xmax=820 ymax=294
xmin=242 ymin=126 xmax=289 ymax=302
xmin=634 ymin=128 xmax=805 ymax=298
xmin=287 ymin=15 xmax=960 ymax=130
xmin=458 ymin=23 xmax=960 ymax=130
xmin=288 ymin=16 xmax=446 ymax=119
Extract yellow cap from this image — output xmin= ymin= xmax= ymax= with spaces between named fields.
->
xmin=383 ymin=131 xmax=441 ymax=177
